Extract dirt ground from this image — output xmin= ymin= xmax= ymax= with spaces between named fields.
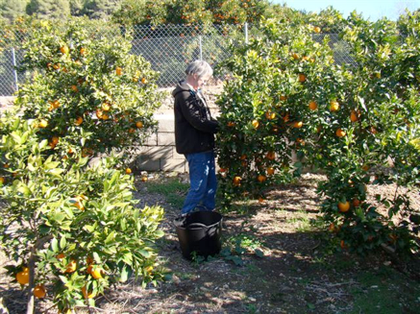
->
xmin=1 ymin=173 xmax=420 ymax=313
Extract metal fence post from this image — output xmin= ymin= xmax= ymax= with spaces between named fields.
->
xmin=244 ymin=22 xmax=249 ymax=44
xmin=198 ymin=35 xmax=203 ymax=60
xmin=12 ymin=47 xmax=19 ymax=92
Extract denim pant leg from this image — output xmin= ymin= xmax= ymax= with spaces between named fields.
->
xmin=200 ymin=152 xmax=217 ymax=211
xmin=181 ymin=152 xmax=213 ymax=215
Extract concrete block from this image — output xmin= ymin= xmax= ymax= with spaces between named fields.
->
xmin=135 ymin=158 xmax=161 ymax=172
xmin=161 ymin=158 xmax=187 ymax=172
xmin=136 ymin=146 xmax=173 ymax=160
xmin=158 ymin=132 xmax=175 ymax=146
xmin=144 ymin=131 xmax=158 ymax=146
xmin=155 ymin=114 xmax=175 ymax=132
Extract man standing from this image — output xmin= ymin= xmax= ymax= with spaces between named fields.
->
xmin=172 ymin=60 xmax=219 ymax=216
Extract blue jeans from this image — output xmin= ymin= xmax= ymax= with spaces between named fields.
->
xmin=181 ymin=151 xmax=217 ymax=215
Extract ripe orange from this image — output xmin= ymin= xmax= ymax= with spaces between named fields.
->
xmin=233 ymin=176 xmax=242 ymax=186
xmin=265 ymin=111 xmax=276 ymax=120
xmin=81 ymin=285 xmax=95 ymax=299
xmin=141 ymin=176 xmax=148 ymax=182
xmin=258 ymin=197 xmax=265 ymax=203
xmin=292 ymin=121 xmax=303 ymax=128
xmin=308 ymin=101 xmax=317 ymax=110
xmin=328 ymin=223 xmax=335 ymax=232
xmin=267 ymin=167 xmax=275 ymax=175
xmin=227 ymin=121 xmax=236 ymax=127
xmin=314 ymin=26 xmax=321 ymax=33
xmin=128 ymin=128 xmax=136 ymax=134
xmin=352 ymin=199 xmax=361 ymax=207
xmin=283 ymin=114 xmax=290 ymax=122
xmin=80 ymin=47 xmax=86 ymax=55
xmin=125 ymin=168 xmax=132 ymax=174
xmin=101 ymin=103 xmax=111 ymax=111
xmin=38 ymin=119 xmax=48 ymax=128
xmin=257 ymin=174 xmax=267 ymax=183
xmin=298 ymin=73 xmax=306 ymax=82
xmin=266 ymin=151 xmax=276 ymax=160
xmin=65 ymin=260 xmax=77 ymax=273
xmin=338 ymin=201 xmax=350 ymax=213
xmin=34 ymin=285 xmax=46 ymax=298
xmin=16 ymin=267 xmax=29 ymax=285
xmin=329 ymin=100 xmax=340 ymax=112
xmin=292 ymin=53 xmax=299 ymax=60
xmin=252 ymin=120 xmax=260 ymax=129
xmin=136 ymin=121 xmax=144 ymax=129
xmin=280 ymin=95 xmax=287 ymax=101
xmin=51 ymin=136 xmax=59 ymax=145
xmin=219 ymin=168 xmax=227 ymax=173
xmin=350 ymin=110 xmax=359 ymax=122
xmin=87 ymin=265 xmax=103 ymax=279
xmin=96 ymin=109 xmax=104 ymax=119
xmin=335 ymin=128 xmax=346 ymax=137
xmin=74 ymin=116 xmax=83 ymax=126
xmin=116 ymin=66 xmax=123 ymax=76
xmin=71 ymin=85 xmax=78 ymax=92
xmin=141 ymin=77 xmax=147 ymax=84
xmin=0 ymin=177 xmax=5 ymax=184
xmin=56 ymin=253 xmax=66 ymax=259
xmin=60 ymin=45 xmax=69 ymax=54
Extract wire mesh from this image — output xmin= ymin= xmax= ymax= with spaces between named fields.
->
xmin=0 ymin=23 xmax=353 ymax=96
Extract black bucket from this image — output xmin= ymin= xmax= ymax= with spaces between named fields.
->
xmin=174 ymin=211 xmax=223 ymax=260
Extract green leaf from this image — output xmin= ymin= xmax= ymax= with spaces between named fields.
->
xmin=138 ymin=249 xmax=151 ymax=258
xmin=51 ymin=238 xmax=59 ymax=252
xmin=59 ymin=237 xmax=67 ymax=250
xmin=119 ymin=266 xmax=129 ymax=282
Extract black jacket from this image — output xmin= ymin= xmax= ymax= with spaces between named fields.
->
xmin=173 ymin=81 xmax=219 ymax=154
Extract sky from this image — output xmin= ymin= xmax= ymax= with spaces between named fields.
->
xmin=273 ymin=0 xmax=420 ymax=21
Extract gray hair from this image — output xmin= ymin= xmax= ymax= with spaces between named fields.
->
xmin=185 ymin=60 xmax=213 ymax=78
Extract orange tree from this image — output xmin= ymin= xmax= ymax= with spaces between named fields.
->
xmin=0 ymin=17 xmax=165 ymax=313
xmin=216 ymin=14 xmax=420 ymax=255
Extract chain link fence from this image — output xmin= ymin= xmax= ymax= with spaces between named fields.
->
xmin=0 ymin=23 xmax=353 ymax=96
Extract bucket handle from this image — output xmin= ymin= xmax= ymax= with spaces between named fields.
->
xmin=186 ymin=222 xmax=211 ymax=230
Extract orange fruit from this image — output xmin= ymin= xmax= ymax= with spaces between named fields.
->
xmin=96 ymin=109 xmax=104 ymax=119
xmin=116 ymin=66 xmax=123 ymax=76
xmin=74 ymin=116 xmax=83 ymax=126
xmin=267 ymin=167 xmax=275 ymax=175
xmin=252 ymin=119 xmax=259 ymax=129
xmin=308 ymin=101 xmax=317 ymax=110
xmin=128 ymin=128 xmax=136 ymax=134
xmin=136 ymin=121 xmax=144 ymax=129
xmin=227 ymin=121 xmax=236 ymax=127
xmin=65 ymin=260 xmax=77 ymax=273
xmin=141 ymin=176 xmax=148 ymax=182
xmin=38 ymin=119 xmax=48 ymax=128
xmin=233 ymin=176 xmax=242 ymax=186
xmin=258 ymin=197 xmax=265 ymax=203
xmin=329 ymin=100 xmax=340 ymax=112
xmin=292 ymin=53 xmax=299 ymax=60
xmin=81 ymin=285 xmax=95 ymax=299
xmin=71 ymin=85 xmax=78 ymax=92
xmin=328 ymin=223 xmax=335 ymax=232
xmin=141 ymin=77 xmax=147 ymax=84
xmin=266 ymin=151 xmax=276 ymax=160
xmin=101 ymin=103 xmax=111 ymax=111
xmin=335 ymin=128 xmax=346 ymax=137
xmin=283 ymin=114 xmax=290 ymax=122
xmin=350 ymin=110 xmax=359 ymax=122
xmin=0 ymin=177 xmax=5 ymax=184
xmin=34 ymin=285 xmax=46 ymax=298
xmin=296 ymin=138 xmax=305 ymax=145
xmin=265 ymin=111 xmax=276 ymax=120
xmin=292 ymin=121 xmax=303 ymax=128
xmin=60 ymin=45 xmax=69 ymax=54
xmin=257 ymin=174 xmax=267 ymax=183
xmin=298 ymin=73 xmax=306 ymax=82
xmin=314 ymin=26 xmax=321 ymax=33
xmin=338 ymin=201 xmax=350 ymax=213
xmin=51 ymin=136 xmax=59 ymax=145
xmin=56 ymin=253 xmax=66 ymax=259
xmin=352 ymin=199 xmax=361 ymax=207
xmin=80 ymin=47 xmax=86 ymax=55
xmin=125 ymin=168 xmax=132 ymax=174
xmin=280 ymin=95 xmax=287 ymax=101
xmin=16 ymin=268 xmax=29 ymax=285
xmin=87 ymin=265 xmax=103 ymax=280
